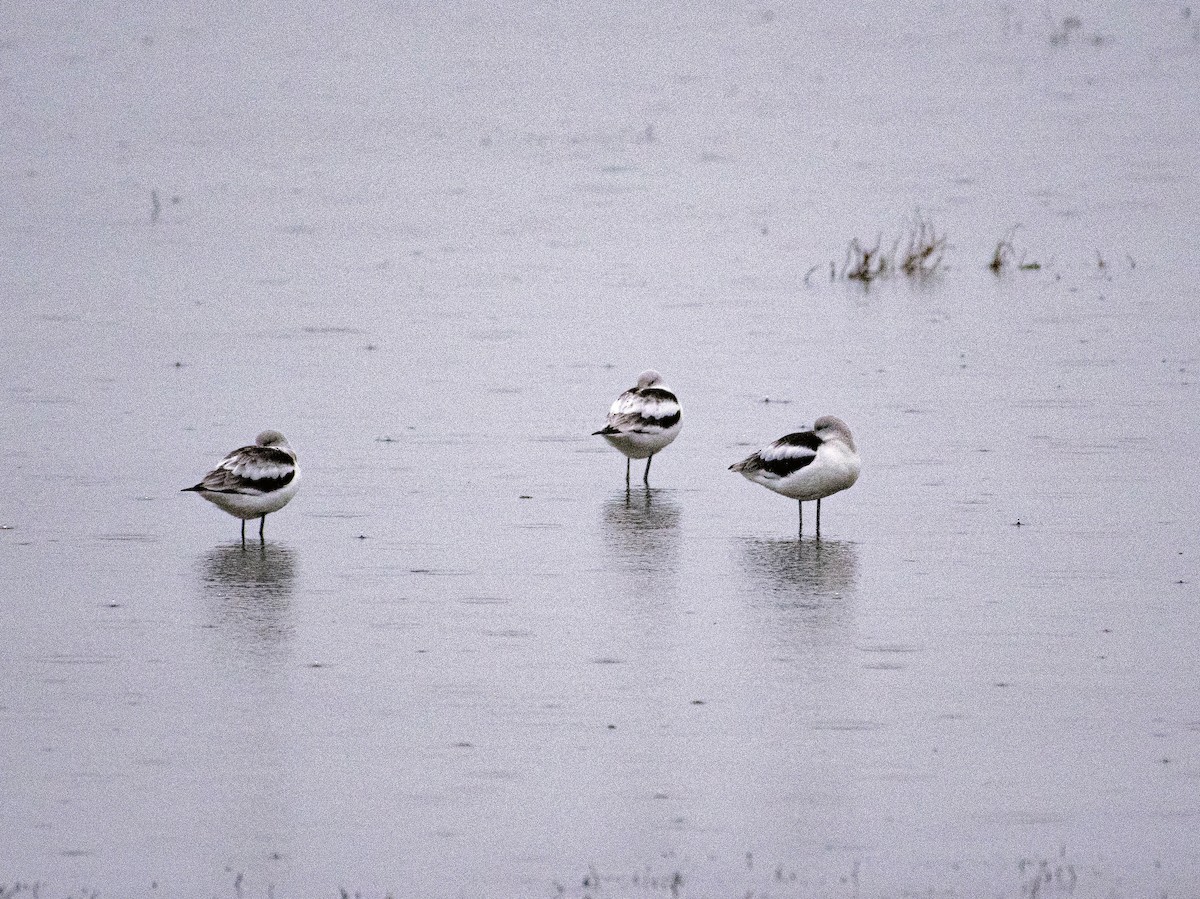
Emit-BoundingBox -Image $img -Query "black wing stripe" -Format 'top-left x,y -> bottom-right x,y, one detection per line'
207,470 -> 296,494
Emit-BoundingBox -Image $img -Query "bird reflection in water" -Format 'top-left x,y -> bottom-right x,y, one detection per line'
198,542 -> 297,658
740,537 -> 859,632
601,488 -> 682,576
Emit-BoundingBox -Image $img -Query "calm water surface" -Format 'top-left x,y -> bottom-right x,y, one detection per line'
2,1 -> 1199,897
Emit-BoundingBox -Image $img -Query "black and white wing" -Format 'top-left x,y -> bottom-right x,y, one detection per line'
188,445 -> 297,495
595,386 -> 682,436
732,429 -> 823,478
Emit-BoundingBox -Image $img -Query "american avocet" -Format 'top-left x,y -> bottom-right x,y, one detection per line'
592,369 -> 682,487
730,416 -> 859,537
183,430 -> 300,545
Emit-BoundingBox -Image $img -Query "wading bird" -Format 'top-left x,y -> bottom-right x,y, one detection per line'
730,416 -> 859,537
593,370 -> 682,487
183,430 -> 300,546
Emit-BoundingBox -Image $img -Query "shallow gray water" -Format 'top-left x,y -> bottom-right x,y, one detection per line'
3,1 -> 1200,897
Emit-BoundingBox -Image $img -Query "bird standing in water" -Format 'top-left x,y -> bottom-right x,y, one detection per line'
730,416 -> 859,537
593,370 -> 682,487
183,430 -> 300,546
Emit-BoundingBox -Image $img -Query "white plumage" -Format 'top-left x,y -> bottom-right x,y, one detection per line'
731,416 -> 859,536
183,430 -> 300,544
593,369 -> 682,486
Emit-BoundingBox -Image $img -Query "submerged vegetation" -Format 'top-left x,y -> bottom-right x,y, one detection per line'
841,236 -> 890,282
898,213 -> 948,275
989,226 -> 1043,273
815,211 -> 948,284
806,216 -> 1133,286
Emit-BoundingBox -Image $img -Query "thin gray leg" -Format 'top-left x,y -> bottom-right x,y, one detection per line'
798,500 -> 803,538
643,454 -> 653,487
240,519 -> 246,548
259,515 -> 267,542
816,499 -> 822,538
625,457 -> 631,487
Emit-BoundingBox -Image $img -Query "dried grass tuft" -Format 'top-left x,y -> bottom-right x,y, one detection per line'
827,211 -> 946,283
989,226 -> 1041,273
